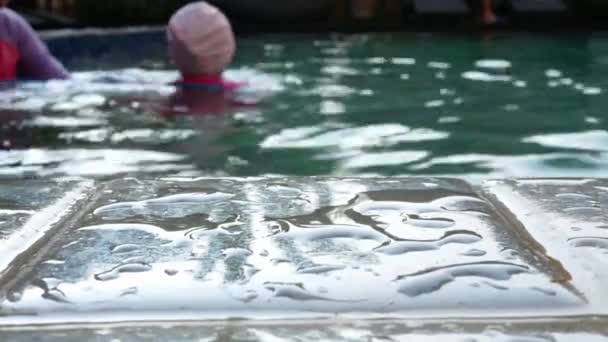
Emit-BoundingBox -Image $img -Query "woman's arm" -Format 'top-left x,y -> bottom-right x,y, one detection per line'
6,9 -> 69,80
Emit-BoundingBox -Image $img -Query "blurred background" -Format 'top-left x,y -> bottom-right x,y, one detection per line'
12,0 -> 608,30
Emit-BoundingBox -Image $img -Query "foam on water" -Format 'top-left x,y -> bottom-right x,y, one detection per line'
461,71 -> 512,82
260,124 -> 448,151
0,65 -> 283,179
0,149 -> 192,178
523,130 -> 608,152
475,59 -> 512,69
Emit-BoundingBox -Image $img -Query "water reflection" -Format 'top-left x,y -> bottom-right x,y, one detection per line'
1,324 -> 607,342
0,33 -> 607,180
0,178 -> 584,322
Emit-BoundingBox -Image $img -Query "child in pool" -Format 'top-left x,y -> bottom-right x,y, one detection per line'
164,1 -> 251,115
107,1 -> 245,116
168,1 -> 238,90
0,0 -> 68,82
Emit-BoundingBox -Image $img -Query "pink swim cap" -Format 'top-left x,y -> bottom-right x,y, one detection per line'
167,1 -> 235,76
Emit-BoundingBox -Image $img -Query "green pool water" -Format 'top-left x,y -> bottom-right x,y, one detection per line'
1,32 -> 607,181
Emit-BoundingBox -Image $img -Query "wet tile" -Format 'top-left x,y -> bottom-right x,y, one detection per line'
0,178 -> 587,324
482,179 -> 608,312
1,320 -> 607,342
0,179 -> 93,279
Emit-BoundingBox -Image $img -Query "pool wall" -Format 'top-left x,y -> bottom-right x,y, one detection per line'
41,28 -> 167,70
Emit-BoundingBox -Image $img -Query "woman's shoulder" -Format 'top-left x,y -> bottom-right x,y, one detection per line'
0,8 -> 25,22
0,8 -> 31,35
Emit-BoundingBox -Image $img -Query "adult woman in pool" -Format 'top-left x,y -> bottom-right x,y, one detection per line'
0,0 -> 68,82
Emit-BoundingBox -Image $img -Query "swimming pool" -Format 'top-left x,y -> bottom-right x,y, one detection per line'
1,30 -> 607,181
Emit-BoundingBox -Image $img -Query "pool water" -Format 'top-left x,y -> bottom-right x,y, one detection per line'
1,32 -> 607,181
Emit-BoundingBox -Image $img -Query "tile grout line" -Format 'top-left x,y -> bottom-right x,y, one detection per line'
477,181 -> 589,304
0,180 -> 100,300
480,180 -> 608,315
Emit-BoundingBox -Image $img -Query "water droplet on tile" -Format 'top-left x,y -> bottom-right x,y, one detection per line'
404,215 -> 456,229
555,193 -> 593,200
42,260 -> 66,265
165,269 -> 179,276
5,289 -> 23,303
297,264 -> 346,274
563,207 -> 602,215
120,287 -> 138,296
43,288 -> 71,303
376,230 -> 481,255
266,183 -> 303,197
462,249 -> 487,257
111,244 -> 140,254
243,264 -> 260,279
93,192 -> 235,220
222,248 -> 253,259
530,287 -> 557,296
122,256 -> 147,264
32,278 -> 70,304
395,261 -> 529,297
273,220 -> 388,243
569,237 -> 608,250
264,282 -> 360,302
233,290 -> 258,303
80,224 -> 176,240
482,281 -> 509,291
95,262 -> 152,281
